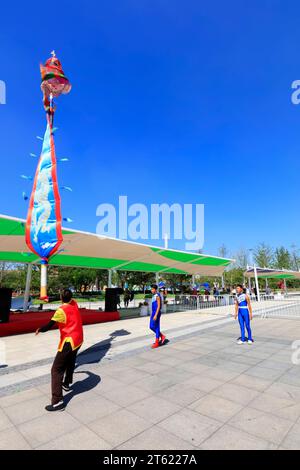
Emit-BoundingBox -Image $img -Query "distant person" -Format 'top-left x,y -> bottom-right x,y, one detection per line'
35,288 -> 83,411
158,282 -> 167,299
252,286 -> 257,300
124,289 -> 130,308
213,287 -> 219,299
149,284 -> 166,349
159,286 -> 168,308
204,288 -> 210,301
234,284 -> 253,344
278,281 -> 285,292
162,288 -> 168,302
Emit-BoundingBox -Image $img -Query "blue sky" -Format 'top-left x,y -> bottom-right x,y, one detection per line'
0,0 -> 300,257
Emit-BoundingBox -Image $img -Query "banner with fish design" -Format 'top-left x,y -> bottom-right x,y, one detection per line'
25,52 -> 71,300
25,114 -> 63,263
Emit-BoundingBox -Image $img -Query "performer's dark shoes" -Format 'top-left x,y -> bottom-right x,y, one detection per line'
151,339 -> 160,349
45,401 -> 65,412
62,383 -> 71,392
160,334 -> 166,345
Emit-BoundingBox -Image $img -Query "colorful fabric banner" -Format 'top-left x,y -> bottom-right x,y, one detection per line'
25,114 -> 62,261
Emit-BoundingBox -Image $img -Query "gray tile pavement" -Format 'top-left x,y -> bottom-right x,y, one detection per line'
1,314 -> 300,449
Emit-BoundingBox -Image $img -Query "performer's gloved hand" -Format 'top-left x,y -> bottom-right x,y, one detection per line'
37,320 -> 56,333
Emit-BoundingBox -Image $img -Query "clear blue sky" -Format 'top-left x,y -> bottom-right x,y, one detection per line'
0,0 -> 299,257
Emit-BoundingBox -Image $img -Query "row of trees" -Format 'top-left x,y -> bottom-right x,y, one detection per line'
219,243 -> 300,271
0,243 -> 299,295
0,263 -> 200,295
219,243 -> 300,290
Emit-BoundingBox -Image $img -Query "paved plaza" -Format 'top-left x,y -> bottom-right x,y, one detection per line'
1,306 -> 300,450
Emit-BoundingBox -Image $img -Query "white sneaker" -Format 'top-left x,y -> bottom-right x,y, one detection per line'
248,340 -> 253,344
237,340 -> 245,344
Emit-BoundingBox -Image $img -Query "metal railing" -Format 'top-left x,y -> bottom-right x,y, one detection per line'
166,294 -> 235,312
29,293 -> 300,320
260,298 -> 300,319
165,294 -> 300,319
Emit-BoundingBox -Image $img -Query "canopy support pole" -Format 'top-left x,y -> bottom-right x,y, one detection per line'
254,265 -> 261,302
108,269 -> 112,288
40,262 -> 48,300
155,273 -> 159,285
23,264 -> 32,312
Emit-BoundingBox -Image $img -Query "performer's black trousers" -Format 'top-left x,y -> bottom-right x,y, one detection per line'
51,342 -> 80,404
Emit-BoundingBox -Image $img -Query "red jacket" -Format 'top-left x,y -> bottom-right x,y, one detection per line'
52,300 -> 83,351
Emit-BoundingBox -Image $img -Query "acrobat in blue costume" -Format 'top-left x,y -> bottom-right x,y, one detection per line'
149,285 -> 167,349
236,292 -> 253,343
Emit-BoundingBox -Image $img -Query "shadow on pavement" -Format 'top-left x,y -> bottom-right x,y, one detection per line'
64,370 -> 101,406
75,329 -> 131,367
62,329 -> 131,407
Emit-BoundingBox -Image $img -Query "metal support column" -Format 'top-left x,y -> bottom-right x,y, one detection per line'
23,264 -> 33,312
108,269 -> 112,288
253,265 -> 261,302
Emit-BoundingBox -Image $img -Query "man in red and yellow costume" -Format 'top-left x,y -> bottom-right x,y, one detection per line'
36,288 -> 83,411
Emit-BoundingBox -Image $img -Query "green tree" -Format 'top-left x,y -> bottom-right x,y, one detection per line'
290,244 -> 300,271
233,248 -> 248,269
218,244 -> 229,259
127,272 -> 155,291
253,243 -> 274,268
273,247 -> 291,270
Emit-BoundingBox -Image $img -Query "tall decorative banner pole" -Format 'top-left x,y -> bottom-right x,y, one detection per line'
25,52 -> 71,301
